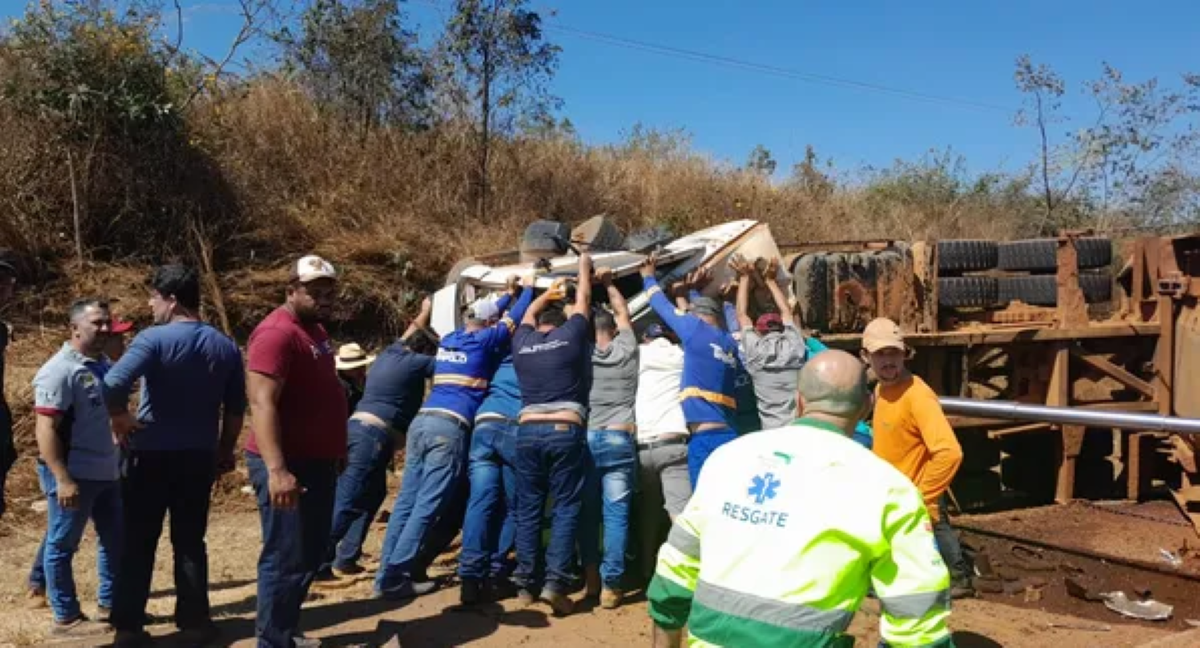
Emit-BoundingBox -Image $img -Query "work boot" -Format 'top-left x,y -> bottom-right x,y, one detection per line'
490,577 -> 518,601
332,562 -> 365,577
950,576 -> 976,599
540,588 -> 573,617
600,588 -> 623,610
178,622 -> 220,646
584,565 -> 601,599
113,629 -> 153,648
460,578 -> 483,606
516,588 -> 537,607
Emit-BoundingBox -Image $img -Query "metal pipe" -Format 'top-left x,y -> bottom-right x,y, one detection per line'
938,396 -> 1200,435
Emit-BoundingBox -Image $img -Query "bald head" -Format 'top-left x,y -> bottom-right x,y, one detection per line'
797,349 -> 869,423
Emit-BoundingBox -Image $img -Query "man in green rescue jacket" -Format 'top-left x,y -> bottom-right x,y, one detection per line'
647,349 -> 953,648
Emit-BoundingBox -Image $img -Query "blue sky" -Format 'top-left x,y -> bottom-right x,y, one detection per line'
7,0 -> 1198,177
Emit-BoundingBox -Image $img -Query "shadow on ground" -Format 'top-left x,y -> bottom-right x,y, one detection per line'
953,630 -> 1004,648
128,594 -> 552,647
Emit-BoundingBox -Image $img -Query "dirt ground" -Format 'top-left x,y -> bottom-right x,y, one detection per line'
0,490 -> 1193,648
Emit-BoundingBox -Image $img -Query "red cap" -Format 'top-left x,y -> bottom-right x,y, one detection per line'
111,318 -> 134,334
755,313 -> 783,334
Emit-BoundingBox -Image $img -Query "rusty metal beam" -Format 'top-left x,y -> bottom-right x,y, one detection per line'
821,322 -> 1160,349
1069,348 -> 1155,398
987,422 -> 1054,439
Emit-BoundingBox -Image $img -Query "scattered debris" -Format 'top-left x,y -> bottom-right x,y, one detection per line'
1047,622 -> 1111,632
1101,592 -> 1173,621
1024,583 -> 1045,603
240,485 -> 254,495
975,550 -> 997,578
974,576 -> 1004,594
1186,619 -> 1200,628
1159,548 -> 1183,569
29,500 -> 47,513
1011,544 -> 1056,572
1064,577 -> 1105,602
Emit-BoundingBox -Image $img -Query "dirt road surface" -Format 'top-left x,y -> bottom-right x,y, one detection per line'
0,500 -> 1189,647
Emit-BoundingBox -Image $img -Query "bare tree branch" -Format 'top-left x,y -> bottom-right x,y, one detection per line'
179,0 -> 266,112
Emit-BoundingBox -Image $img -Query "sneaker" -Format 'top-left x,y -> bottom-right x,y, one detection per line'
50,614 -> 110,637
540,589 -> 573,617
179,622 -> 220,646
114,629 -> 153,648
293,635 -> 322,648
376,579 -> 438,601
25,586 -> 46,610
584,565 -> 601,599
600,588 -> 623,610
460,579 -> 483,606
516,588 -> 537,607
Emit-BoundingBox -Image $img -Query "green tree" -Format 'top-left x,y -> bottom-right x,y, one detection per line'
436,0 -> 560,222
745,144 -> 776,176
279,0 -> 430,137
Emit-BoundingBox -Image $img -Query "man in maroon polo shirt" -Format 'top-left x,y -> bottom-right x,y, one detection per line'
244,255 -> 347,648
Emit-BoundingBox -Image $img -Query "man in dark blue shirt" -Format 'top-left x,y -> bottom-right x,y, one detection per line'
104,265 -> 246,647
511,253 -> 593,617
320,298 -> 436,579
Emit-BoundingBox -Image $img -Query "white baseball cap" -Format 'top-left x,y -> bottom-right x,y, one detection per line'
469,297 -> 500,321
293,255 -> 337,283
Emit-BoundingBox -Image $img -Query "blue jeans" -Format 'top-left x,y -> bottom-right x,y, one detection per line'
687,427 -> 738,486
29,537 -> 47,591
579,429 -> 636,590
513,421 -> 586,595
324,420 -> 394,572
38,463 -> 123,622
459,420 -> 518,581
246,453 -> 337,648
376,412 -> 468,592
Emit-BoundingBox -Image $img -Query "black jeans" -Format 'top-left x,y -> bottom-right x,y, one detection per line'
111,449 -> 216,632
0,405 -> 14,519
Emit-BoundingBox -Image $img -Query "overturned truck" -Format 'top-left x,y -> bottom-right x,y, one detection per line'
432,218 -> 1200,530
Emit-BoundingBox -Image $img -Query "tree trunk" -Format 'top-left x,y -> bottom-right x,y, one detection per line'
66,149 -> 84,267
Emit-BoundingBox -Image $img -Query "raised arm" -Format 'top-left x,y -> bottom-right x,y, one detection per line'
574,252 -> 593,320
640,252 -> 698,341
729,256 -> 755,331
400,296 -> 435,343
762,257 -> 799,328
521,278 -> 567,328
596,267 -> 632,330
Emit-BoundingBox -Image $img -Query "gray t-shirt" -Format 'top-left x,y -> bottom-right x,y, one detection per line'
588,328 -> 639,428
32,343 -> 120,481
741,325 -> 807,430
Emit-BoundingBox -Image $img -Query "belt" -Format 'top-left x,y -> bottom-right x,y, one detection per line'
519,418 -> 583,428
637,434 -> 688,451
421,410 -> 471,431
475,414 -> 518,425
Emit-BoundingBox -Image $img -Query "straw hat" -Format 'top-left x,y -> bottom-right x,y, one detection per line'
335,343 -> 375,370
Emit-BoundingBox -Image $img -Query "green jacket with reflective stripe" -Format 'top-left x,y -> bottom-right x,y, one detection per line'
648,418 -> 954,647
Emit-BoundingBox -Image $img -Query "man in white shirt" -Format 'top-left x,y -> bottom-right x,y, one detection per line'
633,323 -> 691,584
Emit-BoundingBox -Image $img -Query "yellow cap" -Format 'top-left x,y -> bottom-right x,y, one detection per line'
862,317 -> 905,353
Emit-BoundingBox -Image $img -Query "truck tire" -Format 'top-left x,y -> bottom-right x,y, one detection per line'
520,220 -> 571,259
937,240 -> 998,274
938,277 -> 998,309
571,215 -> 624,252
444,256 -> 479,286
997,271 -> 1113,306
997,237 -> 1113,272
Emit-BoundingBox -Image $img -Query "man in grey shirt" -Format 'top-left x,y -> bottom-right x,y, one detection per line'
731,256 -> 807,430
579,267 -> 638,610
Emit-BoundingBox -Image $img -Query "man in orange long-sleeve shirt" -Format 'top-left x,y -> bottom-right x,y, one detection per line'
862,317 -> 975,599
